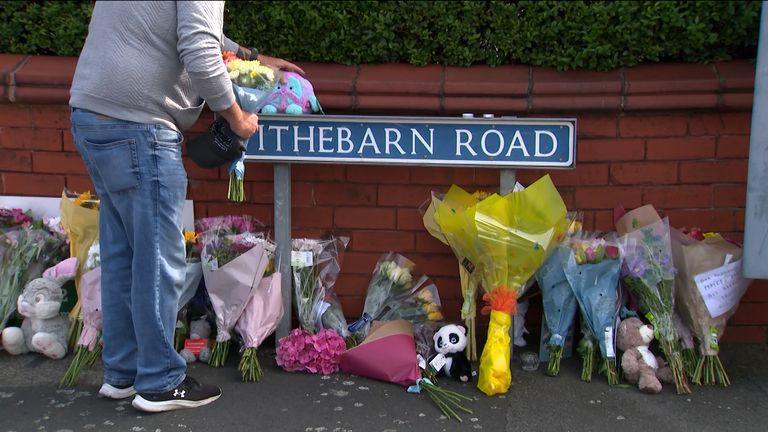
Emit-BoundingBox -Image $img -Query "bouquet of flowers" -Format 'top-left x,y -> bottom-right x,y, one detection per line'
276,327 -> 346,375
376,277 -> 444,324
199,215 -> 270,367
289,236 -> 349,337
422,186 -> 487,361
221,52 -> 280,202
61,244 -> 102,387
563,233 -> 622,385
235,248 -> 282,382
473,175 -> 568,395
617,206 -> 690,394
178,230 -> 203,311
671,229 -> 750,386
348,252 -> 415,339
0,213 -> 68,331
535,214 -> 583,376
59,189 -> 100,348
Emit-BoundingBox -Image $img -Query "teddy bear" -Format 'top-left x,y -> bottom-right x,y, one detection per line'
179,318 -> 212,364
1,275 -> 71,359
616,317 -> 674,394
260,72 -> 323,115
430,323 -> 472,383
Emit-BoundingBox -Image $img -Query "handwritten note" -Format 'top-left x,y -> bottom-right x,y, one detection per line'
694,258 -> 750,318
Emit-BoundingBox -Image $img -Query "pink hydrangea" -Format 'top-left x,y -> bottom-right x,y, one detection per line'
276,328 -> 346,375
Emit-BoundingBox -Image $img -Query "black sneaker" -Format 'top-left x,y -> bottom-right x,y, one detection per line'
131,376 -> 221,412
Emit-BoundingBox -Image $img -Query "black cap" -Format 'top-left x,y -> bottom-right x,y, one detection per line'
186,116 -> 248,168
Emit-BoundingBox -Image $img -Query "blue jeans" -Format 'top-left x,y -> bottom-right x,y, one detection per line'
70,108 -> 187,393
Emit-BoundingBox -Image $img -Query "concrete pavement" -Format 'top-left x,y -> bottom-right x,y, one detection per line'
1,344 -> 767,432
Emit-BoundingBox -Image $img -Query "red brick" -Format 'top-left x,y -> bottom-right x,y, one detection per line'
248,182 -> 275,204
62,130 -> 75,152
397,208 -> 426,231
301,63 -> 358,94
292,205 -> 333,228
533,67 -> 621,95
32,152 -> 87,175
410,166 -> 475,186
65,175 -> 95,194
334,207 -> 396,229
292,163 -> 345,182
187,180 -> 228,202
183,159 -> 221,180
532,95 -> 622,112
592,210 -> 613,231
346,165 -> 410,184
341,251 -> 385,275
357,64 -> 442,95
742,280 -> 768,302
351,230 -> 415,252
714,185 -> 747,207
689,113 -> 724,136
290,182 -> 314,206
338,296 -> 364,318
335,274 -> 370,296
241,161 -> 274,182
377,184 -> 437,207
0,127 -> 62,151
415,232 -> 452,254
443,97 -> 528,115
729,302 -> 768,326
549,164 -> 609,187
30,106 -> 71,129
679,160 -> 748,183
0,105 -> 33,127
1,172 -> 65,196
721,112 -> 751,135
624,62 -> 719,94
716,135 -> 750,159
624,94 -> 718,111
610,162 -> 678,185
578,115 -> 618,138
720,325 -> 767,344
205,203 -> 272,226
734,208 -> 745,231
314,183 -> 377,206
445,64 -> 529,96
643,185 -> 713,209
574,186 -> 642,210
646,137 -> 716,160
577,138 -> 644,162
715,60 -> 756,92
619,115 -> 688,137
356,95 -> 441,113
721,93 -> 753,110
406,252 -> 459,277
0,149 -> 32,172
664,209 -> 736,232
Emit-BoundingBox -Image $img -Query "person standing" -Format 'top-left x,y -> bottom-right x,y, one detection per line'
69,1 -> 301,412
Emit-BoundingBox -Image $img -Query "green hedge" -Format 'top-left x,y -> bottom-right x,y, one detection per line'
0,1 -> 760,71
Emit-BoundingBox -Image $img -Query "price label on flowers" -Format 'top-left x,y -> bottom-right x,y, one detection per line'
246,115 -> 576,168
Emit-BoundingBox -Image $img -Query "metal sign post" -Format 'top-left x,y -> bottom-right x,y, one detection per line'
250,114 -> 578,340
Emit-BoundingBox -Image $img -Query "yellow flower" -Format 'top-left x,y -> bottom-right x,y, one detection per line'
472,190 -> 490,200
703,232 -> 719,239
74,190 -> 99,210
184,231 -> 198,244
428,311 -> 444,321
417,289 -> 433,302
425,303 -> 440,313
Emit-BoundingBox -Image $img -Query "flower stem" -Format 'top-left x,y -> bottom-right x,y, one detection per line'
227,171 -> 245,202
209,340 -> 230,368
604,357 -> 619,386
660,339 -> 691,394
693,355 -> 730,387
238,347 -> 263,382
546,346 -> 562,377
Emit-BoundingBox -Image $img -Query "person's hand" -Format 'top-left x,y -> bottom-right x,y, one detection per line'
257,54 -> 306,77
229,111 -> 260,139
219,102 -> 259,139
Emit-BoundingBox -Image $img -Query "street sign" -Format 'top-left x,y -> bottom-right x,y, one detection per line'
246,115 -> 576,169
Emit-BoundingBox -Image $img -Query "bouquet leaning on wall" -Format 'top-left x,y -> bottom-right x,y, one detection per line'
616,205 -> 690,395
671,229 -> 751,386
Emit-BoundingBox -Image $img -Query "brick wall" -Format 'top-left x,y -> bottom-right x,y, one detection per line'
1,54 -> 765,344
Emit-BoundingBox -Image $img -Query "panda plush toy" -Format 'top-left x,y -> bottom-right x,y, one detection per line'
430,324 -> 472,383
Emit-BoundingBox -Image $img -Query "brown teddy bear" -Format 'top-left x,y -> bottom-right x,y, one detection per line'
616,317 -> 674,394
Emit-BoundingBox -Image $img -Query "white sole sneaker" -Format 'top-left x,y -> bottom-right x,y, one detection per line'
131,393 -> 221,412
98,383 -> 136,399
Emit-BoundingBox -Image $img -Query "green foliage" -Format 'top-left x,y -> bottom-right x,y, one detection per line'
0,0 -> 760,70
